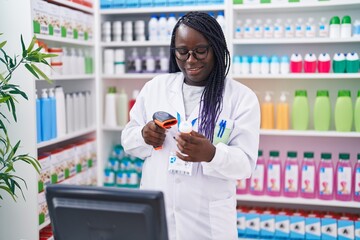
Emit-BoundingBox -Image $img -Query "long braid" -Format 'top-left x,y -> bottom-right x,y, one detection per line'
169,12 -> 231,142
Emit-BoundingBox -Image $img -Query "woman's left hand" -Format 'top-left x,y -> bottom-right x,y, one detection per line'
175,131 -> 216,162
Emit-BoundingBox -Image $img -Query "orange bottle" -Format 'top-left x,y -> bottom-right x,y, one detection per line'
261,92 -> 274,129
276,92 -> 289,130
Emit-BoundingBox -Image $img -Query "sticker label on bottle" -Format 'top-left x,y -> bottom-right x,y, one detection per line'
267,164 -> 280,192
285,165 -> 299,192
301,165 -> 315,193
251,164 -> 264,191
337,166 -> 352,195
319,167 -> 333,195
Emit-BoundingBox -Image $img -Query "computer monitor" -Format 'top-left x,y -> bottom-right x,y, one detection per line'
45,184 -> 169,240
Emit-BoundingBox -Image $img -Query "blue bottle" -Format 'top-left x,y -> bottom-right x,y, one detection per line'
48,88 -> 57,139
40,89 -> 51,141
36,90 -> 42,143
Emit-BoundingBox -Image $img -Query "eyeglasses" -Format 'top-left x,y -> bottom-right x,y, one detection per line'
172,45 -> 211,62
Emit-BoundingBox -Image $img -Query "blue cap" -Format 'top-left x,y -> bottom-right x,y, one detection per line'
261,56 -> 269,63
252,55 -> 259,63
281,55 -> 289,63
242,55 -> 249,63
233,56 -> 242,63
271,55 -> 279,63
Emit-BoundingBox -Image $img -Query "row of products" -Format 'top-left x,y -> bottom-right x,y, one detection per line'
67,0 -> 94,7
104,145 -> 143,188
38,138 -> 97,226
261,90 -> 360,132
104,87 -> 138,127
39,225 -> 53,240
237,207 -> 360,240
100,0 -> 224,9
36,87 -> 94,143
237,150 -> 360,202
36,41 -> 94,76
233,52 -> 360,75
103,48 -> 169,75
235,16 -> 360,39
32,0 -> 94,41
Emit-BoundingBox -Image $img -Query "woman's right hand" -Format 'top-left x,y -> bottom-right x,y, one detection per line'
141,121 -> 167,148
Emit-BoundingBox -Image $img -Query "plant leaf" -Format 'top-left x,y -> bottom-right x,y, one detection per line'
20,35 -> 27,58
0,185 -> 16,201
9,89 -> 28,100
30,64 -> 50,82
6,140 -> 20,162
0,41 -> 6,49
25,63 -> 39,79
40,53 -> 58,59
26,36 -> 36,53
0,95 -> 10,103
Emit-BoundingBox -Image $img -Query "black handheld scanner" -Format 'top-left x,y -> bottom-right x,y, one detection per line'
152,111 -> 178,150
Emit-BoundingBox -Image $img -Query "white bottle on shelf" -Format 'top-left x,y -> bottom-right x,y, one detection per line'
274,18 -> 284,39
284,18 -> 295,38
115,49 -> 125,74
65,93 -> 74,134
305,17 -> 316,38
244,18 -> 254,39
263,19 -> 273,38
77,49 -> 85,75
251,55 -> 260,74
112,21 -> 122,42
70,48 -> 77,75
127,48 -> 142,73
270,55 -> 280,74
260,56 -> 270,74
341,15 -> 352,38
254,19 -> 263,38
157,47 -> 169,73
233,56 -> 242,74
78,92 -> 86,130
295,18 -> 305,38
329,16 -> 341,38
73,92 -> 80,131
216,11 -> 226,33
234,20 -> 243,39
104,87 -> 117,127
280,55 -> 290,74
85,91 -> 92,128
62,47 -> 71,75
353,19 -> 360,37
55,86 -> 66,137
241,56 -> 250,74
148,15 -> 158,41
144,47 -> 156,73
117,89 -> 129,127
158,14 -> 168,42
167,13 -> 177,41
103,49 -> 115,75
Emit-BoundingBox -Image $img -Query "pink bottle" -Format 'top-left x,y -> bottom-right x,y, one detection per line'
283,151 -> 300,197
266,150 -> 282,196
317,153 -> 334,200
335,153 -> 352,201
290,53 -> 303,73
354,153 -> 360,202
250,150 -> 266,195
317,53 -> 331,73
304,53 -> 317,73
300,152 -> 317,199
236,177 -> 249,194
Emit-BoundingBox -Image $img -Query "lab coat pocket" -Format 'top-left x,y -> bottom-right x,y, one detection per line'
213,119 -> 234,145
209,195 -> 237,240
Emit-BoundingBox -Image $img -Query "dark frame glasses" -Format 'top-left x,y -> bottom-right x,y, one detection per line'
172,45 -> 211,62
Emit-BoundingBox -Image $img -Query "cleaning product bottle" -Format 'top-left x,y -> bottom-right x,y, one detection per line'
329,16 -> 341,38
334,90 -> 353,132
250,55 -> 260,74
104,87 -> 117,127
254,19 -> 263,39
157,47 -> 169,73
305,17 -> 316,38
335,153 -> 353,201
148,15 -> 158,41
261,91 -> 274,129
266,150 -> 282,196
144,47 -> 155,73
313,90 -> 331,131
284,18 -> 295,38
241,55 -> 250,74
118,88 -> 129,127
345,52 -> 359,73
300,152 -> 317,199
244,18 -> 254,39
233,55 -> 242,75
48,88 -> 57,139
276,91 -> 289,130
280,55 -> 289,74
273,18 -> 284,39
260,56 -> 269,74
263,19 -> 273,39
355,90 -> 360,132
270,55 -> 280,74
36,90 -> 42,143
65,93 -> 74,134
318,17 -> 329,38
354,154 -> 360,202
283,151 -> 299,197
295,18 -> 305,38
250,150 -> 266,196
304,53 -> 317,73
40,89 -> 51,141
292,90 -> 309,130
290,53 -> 303,73
54,86 -> 66,137
340,15 -> 352,38
332,53 -> 346,73
318,153 -> 334,200
317,53 -> 331,73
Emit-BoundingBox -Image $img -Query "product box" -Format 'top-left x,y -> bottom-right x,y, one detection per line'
260,211 -> 275,238
32,0 -> 49,35
86,138 -> 97,168
48,3 -> 60,37
275,212 -> 290,238
355,217 -> 360,240
38,153 -> 51,193
62,145 -> 76,178
245,211 -> 260,237
75,141 -> 88,173
321,215 -> 337,240
59,6 -> 67,38
86,14 -> 94,41
338,217 -> 354,240
237,208 -> 248,236
50,149 -> 65,183
290,214 -> 305,239
305,214 -> 321,239
38,191 -> 48,225
101,0 -> 113,8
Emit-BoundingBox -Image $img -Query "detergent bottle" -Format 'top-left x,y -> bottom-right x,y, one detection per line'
300,152 -> 317,199
318,153 -> 334,200
261,91 -> 274,129
335,153 -> 352,201
276,91 -> 289,130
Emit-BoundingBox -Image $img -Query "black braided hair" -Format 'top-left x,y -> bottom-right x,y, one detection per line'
169,11 -> 231,142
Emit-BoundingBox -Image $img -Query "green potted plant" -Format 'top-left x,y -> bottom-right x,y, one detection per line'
0,33 -> 55,203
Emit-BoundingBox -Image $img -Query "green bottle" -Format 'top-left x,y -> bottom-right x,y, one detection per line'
335,90 -> 353,132
292,90 -> 309,130
355,90 -> 360,132
314,90 -> 331,131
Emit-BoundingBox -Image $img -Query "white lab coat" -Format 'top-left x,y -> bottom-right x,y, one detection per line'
121,72 -> 260,240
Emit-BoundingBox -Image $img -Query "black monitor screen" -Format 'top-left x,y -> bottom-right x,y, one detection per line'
45,184 -> 168,240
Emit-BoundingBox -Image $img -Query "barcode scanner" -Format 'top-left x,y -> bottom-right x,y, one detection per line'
152,111 -> 178,150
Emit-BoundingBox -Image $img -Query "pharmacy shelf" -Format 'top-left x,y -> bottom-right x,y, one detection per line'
47,0 -> 94,13
233,73 -> 360,80
101,41 -> 170,47
232,38 -> 360,45
37,127 -> 96,149
39,219 -> 51,231
102,73 -> 157,79
36,74 -> 95,81
100,5 -> 225,15
232,0 -> 360,13
236,194 -> 360,209
103,126 -> 124,131
35,34 -> 95,47
260,129 -> 360,138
